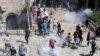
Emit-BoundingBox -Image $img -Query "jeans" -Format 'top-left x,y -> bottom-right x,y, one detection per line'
25,36 -> 29,44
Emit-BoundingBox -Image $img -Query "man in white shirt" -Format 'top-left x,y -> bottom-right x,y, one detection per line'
52,18 -> 57,30
44,9 -> 48,20
4,34 -> 11,51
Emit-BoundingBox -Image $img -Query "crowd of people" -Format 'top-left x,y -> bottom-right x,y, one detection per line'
3,2 -> 100,56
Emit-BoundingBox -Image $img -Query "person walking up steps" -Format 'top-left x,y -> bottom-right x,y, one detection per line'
42,20 -> 48,36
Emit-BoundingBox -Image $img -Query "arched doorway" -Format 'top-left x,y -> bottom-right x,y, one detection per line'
6,15 -> 18,30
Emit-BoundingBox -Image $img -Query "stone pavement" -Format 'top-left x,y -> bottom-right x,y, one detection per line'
0,8 -> 100,56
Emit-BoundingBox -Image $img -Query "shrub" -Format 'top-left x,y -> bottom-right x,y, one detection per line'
90,10 -> 100,25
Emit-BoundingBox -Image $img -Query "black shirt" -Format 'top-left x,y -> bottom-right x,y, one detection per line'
10,49 -> 16,55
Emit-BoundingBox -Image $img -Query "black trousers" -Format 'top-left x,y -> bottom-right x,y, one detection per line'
89,49 -> 95,56
79,36 -> 83,44
25,36 -> 29,44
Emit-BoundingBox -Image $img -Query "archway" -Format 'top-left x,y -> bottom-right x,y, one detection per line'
6,15 -> 18,30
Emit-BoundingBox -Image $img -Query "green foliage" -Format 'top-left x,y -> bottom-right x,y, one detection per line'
90,10 -> 100,25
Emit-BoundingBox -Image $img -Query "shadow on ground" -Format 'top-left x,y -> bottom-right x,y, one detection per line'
16,40 -> 26,44
0,48 -> 5,53
80,54 -> 90,56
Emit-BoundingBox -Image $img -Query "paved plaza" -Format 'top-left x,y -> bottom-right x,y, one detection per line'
0,9 -> 100,56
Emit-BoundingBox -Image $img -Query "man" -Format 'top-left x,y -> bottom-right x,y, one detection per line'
25,29 -> 30,44
95,27 -> 100,38
44,9 -> 48,20
47,20 -> 51,34
10,47 -> 16,56
73,31 -> 79,45
85,19 -> 90,29
4,33 -> 11,51
37,17 -> 43,35
59,30 -> 66,48
79,28 -> 83,45
52,18 -> 57,30
89,40 -> 96,56
19,44 -> 27,56
87,32 -> 91,46
42,20 -> 48,36
76,24 -> 80,31
49,38 -> 56,49
57,22 -> 61,35
31,6 -> 36,20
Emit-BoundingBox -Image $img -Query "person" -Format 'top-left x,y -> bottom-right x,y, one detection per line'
25,29 -> 30,44
19,44 -> 27,56
67,32 -> 72,47
39,9 -> 45,21
52,18 -> 57,30
73,31 -> 79,45
87,32 -> 91,46
89,40 -> 96,56
37,17 -> 43,35
57,22 -> 61,35
4,33 -> 11,52
59,30 -> 66,48
79,28 -> 83,45
49,38 -> 56,49
50,11 -> 55,20
37,8 -> 41,17
42,20 -> 48,36
31,6 -> 36,20
10,46 -> 16,56
85,19 -> 90,29
95,27 -> 100,38
47,20 -> 51,34
44,9 -> 48,20
76,24 -> 80,31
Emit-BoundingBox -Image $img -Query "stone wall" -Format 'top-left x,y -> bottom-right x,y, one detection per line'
0,0 -> 34,32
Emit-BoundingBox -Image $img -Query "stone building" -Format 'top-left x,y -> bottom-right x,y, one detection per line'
0,0 -> 34,30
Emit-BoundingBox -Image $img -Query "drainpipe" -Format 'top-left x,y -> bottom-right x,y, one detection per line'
26,0 -> 32,30
95,0 -> 98,10
86,0 -> 88,8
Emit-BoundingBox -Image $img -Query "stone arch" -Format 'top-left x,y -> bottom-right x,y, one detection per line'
6,13 -> 18,30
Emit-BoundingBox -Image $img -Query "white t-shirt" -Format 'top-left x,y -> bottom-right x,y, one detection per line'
52,20 -> 57,26
40,12 -> 45,18
44,11 -> 48,16
4,36 -> 10,44
40,7 -> 44,12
